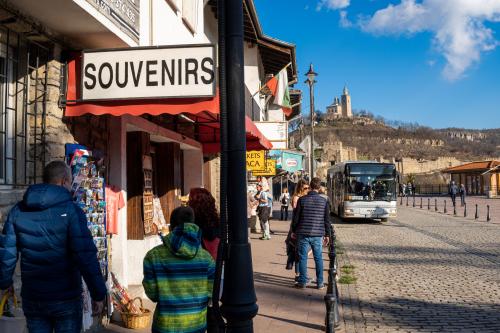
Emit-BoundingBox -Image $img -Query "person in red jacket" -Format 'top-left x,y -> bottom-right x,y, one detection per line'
188,188 -> 220,260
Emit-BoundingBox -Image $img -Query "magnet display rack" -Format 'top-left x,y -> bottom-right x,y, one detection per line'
65,144 -> 108,278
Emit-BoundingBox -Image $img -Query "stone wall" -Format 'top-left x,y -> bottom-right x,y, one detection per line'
381,156 -> 465,175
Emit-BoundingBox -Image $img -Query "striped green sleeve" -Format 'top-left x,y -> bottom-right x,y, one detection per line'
142,252 -> 158,302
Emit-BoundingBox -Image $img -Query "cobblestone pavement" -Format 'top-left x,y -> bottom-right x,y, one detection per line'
401,196 -> 499,223
336,205 -> 500,333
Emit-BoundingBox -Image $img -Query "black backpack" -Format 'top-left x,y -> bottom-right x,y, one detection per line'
281,195 -> 289,205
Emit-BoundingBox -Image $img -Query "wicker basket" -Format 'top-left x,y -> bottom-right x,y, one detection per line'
120,297 -> 152,330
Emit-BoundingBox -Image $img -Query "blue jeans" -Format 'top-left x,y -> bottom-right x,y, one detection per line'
23,298 -> 83,333
297,235 -> 324,286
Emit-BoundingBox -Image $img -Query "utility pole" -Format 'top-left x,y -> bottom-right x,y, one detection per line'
218,0 -> 258,332
305,64 -> 317,179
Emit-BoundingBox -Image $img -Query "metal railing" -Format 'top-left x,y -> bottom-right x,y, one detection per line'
0,26 -> 49,186
406,184 -> 500,197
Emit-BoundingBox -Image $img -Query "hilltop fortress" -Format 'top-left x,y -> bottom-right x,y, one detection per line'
326,85 -> 353,119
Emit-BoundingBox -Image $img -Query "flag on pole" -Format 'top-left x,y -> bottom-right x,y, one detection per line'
264,68 -> 293,117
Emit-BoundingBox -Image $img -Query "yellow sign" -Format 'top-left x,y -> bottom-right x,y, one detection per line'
246,150 -> 266,171
253,160 -> 276,177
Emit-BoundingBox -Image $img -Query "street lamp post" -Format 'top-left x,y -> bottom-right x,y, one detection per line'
305,64 -> 317,179
218,0 -> 258,332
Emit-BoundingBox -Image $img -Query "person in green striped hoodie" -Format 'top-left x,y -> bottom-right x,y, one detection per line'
143,206 -> 216,333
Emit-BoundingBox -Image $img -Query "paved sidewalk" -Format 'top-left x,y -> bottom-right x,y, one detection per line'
103,205 -> 346,333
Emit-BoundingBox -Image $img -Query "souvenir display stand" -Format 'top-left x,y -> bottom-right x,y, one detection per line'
65,144 -> 109,329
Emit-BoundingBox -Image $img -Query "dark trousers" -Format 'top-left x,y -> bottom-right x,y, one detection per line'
451,194 -> 457,206
460,195 -> 466,206
280,205 -> 289,220
23,298 -> 83,333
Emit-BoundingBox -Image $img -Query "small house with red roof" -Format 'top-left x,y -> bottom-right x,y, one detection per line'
443,160 -> 500,197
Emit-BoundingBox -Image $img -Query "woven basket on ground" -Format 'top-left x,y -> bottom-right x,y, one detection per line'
120,297 -> 151,330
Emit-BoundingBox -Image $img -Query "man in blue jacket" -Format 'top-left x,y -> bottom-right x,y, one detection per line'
0,161 -> 107,332
292,177 -> 332,289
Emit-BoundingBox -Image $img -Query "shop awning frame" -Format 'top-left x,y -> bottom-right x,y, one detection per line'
63,54 -> 272,153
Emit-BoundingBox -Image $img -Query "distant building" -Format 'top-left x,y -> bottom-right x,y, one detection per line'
326,85 -> 353,119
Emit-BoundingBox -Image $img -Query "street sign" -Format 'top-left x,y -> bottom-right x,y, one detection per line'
246,150 -> 266,171
298,135 -> 319,152
253,160 -> 276,177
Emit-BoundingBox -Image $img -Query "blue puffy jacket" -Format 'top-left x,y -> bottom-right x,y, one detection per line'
0,184 -> 107,302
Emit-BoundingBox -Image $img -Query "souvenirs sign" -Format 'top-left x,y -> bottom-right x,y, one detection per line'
246,150 -> 266,171
81,44 -> 216,101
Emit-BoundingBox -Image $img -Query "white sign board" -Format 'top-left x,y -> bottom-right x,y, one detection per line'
81,45 -> 215,101
255,121 -> 288,149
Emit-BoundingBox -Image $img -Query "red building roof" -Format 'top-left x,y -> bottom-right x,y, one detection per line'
443,160 -> 500,173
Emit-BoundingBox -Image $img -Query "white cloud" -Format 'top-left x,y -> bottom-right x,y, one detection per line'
339,10 -> 353,27
359,0 -> 500,80
317,0 -> 350,10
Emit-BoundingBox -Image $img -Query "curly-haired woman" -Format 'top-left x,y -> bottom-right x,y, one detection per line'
188,188 -> 220,260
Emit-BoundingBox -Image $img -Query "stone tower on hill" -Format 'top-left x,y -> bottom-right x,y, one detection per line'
326,85 -> 353,119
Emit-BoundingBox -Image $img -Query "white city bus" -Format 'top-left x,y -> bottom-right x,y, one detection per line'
327,161 -> 398,221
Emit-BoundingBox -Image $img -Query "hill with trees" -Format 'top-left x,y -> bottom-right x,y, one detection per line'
289,112 -> 500,161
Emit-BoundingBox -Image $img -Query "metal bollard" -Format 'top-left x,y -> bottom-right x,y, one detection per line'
406,196 -> 409,206
413,197 -> 416,207
453,204 -> 457,216
435,199 -> 438,212
464,203 -> 467,218
444,200 -> 447,214
400,195 -> 403,205
487,205 -> 491,222
428,198 -> 430,210
475,204 -> 478,220
420,197 -> 423,209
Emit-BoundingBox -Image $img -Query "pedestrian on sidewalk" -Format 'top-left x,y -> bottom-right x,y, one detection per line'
0,161 -> 107,332
449,181 -> 458,207
188,188 -> 220,260
143,206 -> 215,333
267,189 -> 276,235
459,184 -> 466,207
256,183 -> 271,240
291,177 -> 332,289
286,179 -> 309,277
247,188 -> 259,233
280,188 -> 290,220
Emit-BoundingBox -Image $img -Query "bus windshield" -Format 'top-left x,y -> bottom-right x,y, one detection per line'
345,164 -> 396,201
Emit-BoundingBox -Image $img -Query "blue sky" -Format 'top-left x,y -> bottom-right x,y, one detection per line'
254,0 -> 500,129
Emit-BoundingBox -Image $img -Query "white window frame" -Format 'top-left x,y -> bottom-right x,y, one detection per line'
182,0 -> 199,34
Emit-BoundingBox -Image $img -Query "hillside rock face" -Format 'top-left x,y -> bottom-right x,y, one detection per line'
291,118 -> 500,163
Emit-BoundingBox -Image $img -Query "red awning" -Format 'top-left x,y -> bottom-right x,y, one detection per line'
64,54 -> 272,152
196,114 -> 273,153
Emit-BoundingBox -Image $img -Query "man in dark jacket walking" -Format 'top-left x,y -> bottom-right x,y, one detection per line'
292,177 -> 332,289
0,161 -> 107,333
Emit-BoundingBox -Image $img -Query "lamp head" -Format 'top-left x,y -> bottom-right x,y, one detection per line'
305,63 -> 318,85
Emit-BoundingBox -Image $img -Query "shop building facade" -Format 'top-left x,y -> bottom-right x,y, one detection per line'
0,0 -> 298,293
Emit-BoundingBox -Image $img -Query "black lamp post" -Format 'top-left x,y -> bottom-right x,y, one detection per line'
305,64 -> 317,179
218,0 -> 258,332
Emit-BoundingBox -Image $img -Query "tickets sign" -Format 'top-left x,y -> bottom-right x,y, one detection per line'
253,160 -> 276,177
246,150 -> 266,171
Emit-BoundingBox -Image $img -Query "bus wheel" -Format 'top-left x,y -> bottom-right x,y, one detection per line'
381,218 -> 388,222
